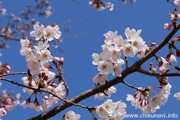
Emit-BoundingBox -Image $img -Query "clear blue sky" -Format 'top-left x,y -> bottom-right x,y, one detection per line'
1,0 -> 180,119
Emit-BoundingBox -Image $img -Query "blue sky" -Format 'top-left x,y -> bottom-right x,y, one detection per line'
1,0 -> 180,120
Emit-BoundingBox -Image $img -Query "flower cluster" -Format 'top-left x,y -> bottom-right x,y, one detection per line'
21,78 -> 65,112
0,90 -> 21,112
92,27 -> 147,82
126,81 -> 172,113
164,0 -> 180,30
0,62 -> 10,76
20,24 -> 65,112
62,110 -> 81,120
92,28 -> 148,99
96,99 -> 127,120
30,24 -> 62,41
89,1 -> 114,11
89,0 -> 136,11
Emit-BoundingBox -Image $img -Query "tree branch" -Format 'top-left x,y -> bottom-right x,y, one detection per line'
52,61 -> 69,100
122,81 -> 140,91
138,68 -> 180,77
0,72 -> 28,77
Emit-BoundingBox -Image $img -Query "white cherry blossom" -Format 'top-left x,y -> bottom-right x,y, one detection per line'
104,31 -> 118,45
97,61 -> 113,75
93,73 -> 108,85
123,44 -> 137,57
63,110 -> 81,120
30,24 -> 45,40
125,27 -> 141,39
95,86 -> 117,100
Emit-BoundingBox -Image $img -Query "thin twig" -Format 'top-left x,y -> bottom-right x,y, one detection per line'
122,81 -> 141,91
73,0 -> 80,4
59,14 -> 82,27
0,72 -> 28,77
125,56 -> 128,68
138,68 -> 180,77
52,61 -> 69,100
55,32 -> 87,42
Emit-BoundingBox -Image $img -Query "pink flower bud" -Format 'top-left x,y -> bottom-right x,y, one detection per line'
44,75 -> 48,80
59,57 -> 64,66
38,73 -> 42,78
44,95 -> 48,99
42,72 -> 46,78
51,83 -> 57,88
9,14 -> 14,18
5,65 -> 10,71
54,56 -> 61,62
164,23 -> 171,30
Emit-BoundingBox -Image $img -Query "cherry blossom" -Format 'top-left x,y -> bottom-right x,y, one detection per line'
30,24 -> 45,40
164,23 -> 171,30
123,44 -> 137,57
174,0 -> 180,9
104,31 -> 118,45
125,27 -> 141,39
97,61 -> 113,75
95,86 -> 117,100
44,25 -> 62,41
63,110 -> 81,120
93,73 -> 108,85
0,108 -> 6,118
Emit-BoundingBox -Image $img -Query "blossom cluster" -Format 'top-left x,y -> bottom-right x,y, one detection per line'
164,0 -> 180,30
92,27 -> 148,100
20,24 -> 65,112
0,90 -> 21,112
30,24 -> 62,41
89,0 -> 136,11
0,62 -> 10,76
126,81 -> 172,113
89,1 -> 114,11
0,90 -> 21,119
96,99 -> 127,120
